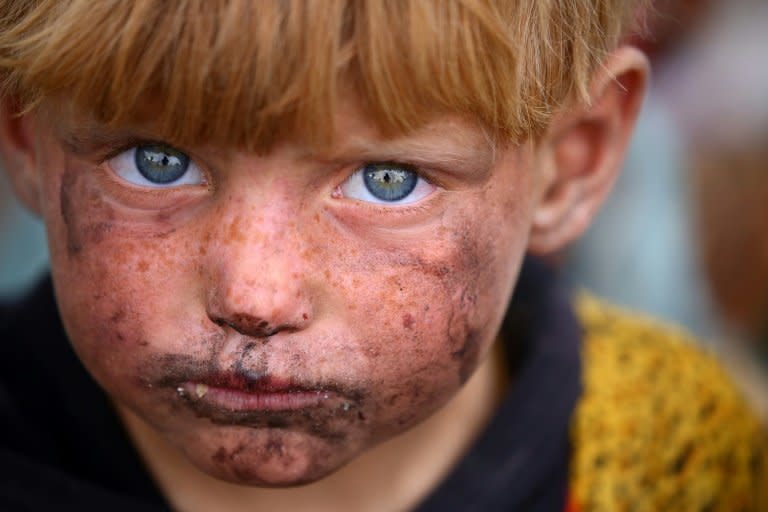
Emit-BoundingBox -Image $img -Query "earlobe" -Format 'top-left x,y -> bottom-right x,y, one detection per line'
0,98 -> 42,215
528,46 -> 649,255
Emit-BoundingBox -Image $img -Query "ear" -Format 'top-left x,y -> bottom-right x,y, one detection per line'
0,98 -> 42,215
527,46 -> 649,255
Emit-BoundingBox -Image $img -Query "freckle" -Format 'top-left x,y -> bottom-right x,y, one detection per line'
324,269 -> 331,280
110,309 -> 126,323
402,313 -> 415,330
301,247 -> 318,260
314,213 -> 320,223
137,260 -> 149,272
227,219 -> 245,243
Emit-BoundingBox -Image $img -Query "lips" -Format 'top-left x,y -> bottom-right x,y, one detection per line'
141,353 -> 365,428
176,375 -> 331,412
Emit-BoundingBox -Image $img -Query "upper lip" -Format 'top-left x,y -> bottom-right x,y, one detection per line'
191,373 -> 315,394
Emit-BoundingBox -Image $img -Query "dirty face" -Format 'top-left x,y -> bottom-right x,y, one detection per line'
35,102 -> 540,486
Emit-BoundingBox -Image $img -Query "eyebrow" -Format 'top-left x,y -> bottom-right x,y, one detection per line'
57,125 -> 152,158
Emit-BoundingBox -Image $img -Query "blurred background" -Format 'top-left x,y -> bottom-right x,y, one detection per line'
1,0 -> 767,415
566,0 -> 768,417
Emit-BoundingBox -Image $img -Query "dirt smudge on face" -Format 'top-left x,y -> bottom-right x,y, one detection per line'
212,443 -> 247,465
212,446 -> 228,464
452,328 -> 482,384
59,168 -> 117,258
402,227 -> 490,386
142,351 -> 369,443
59,169 -> 81,256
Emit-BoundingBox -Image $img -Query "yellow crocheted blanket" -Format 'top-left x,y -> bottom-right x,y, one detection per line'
570,296 -> 768,511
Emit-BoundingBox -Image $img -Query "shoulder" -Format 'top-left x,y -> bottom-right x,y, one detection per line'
569,295 -> 768,511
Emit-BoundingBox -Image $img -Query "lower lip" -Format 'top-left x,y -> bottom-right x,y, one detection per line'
178,382 -> 327,411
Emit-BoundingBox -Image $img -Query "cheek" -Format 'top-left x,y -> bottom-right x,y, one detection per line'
324,202 -> 527,433
46,161 -> 208,384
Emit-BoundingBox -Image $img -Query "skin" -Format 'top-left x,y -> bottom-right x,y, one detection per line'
46,108 -> 530,484
0,47 -> 647,511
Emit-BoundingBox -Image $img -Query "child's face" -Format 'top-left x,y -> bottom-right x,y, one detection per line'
32,100 -> 541,485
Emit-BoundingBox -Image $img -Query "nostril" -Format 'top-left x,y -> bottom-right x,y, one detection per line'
211,314 -> 278,338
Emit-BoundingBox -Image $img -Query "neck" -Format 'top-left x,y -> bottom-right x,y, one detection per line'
118,343 -> 509,512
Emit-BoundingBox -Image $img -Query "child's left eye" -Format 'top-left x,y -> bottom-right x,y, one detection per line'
338,163 -> 436,205
107,144 -> 204,188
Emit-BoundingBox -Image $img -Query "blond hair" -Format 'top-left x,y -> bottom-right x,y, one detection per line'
0,0 -> 646,151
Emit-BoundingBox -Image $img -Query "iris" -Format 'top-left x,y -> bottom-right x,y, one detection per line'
363,164 -> 418,202
135,145 -> 190,184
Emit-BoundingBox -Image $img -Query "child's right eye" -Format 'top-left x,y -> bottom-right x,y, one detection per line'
107,144 -> 205,188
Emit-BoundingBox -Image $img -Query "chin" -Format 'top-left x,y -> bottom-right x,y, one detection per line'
180,427 -> 353,487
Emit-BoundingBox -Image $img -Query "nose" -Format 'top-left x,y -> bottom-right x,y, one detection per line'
203,205 -> 314,339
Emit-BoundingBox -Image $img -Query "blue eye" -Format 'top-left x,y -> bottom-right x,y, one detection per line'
107,144 -> 204,189
135,145 -> 189,184
339,163 -> 435,205
363,164 -> 418,202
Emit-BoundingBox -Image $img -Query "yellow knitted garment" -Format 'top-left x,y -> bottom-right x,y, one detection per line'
570,296 -> 768,511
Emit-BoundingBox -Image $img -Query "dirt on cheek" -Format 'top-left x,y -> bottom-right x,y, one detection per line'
59,168 -> 80,255
419,230 -> 489,386
59,168 -> 116,258
354,222 -> 497,434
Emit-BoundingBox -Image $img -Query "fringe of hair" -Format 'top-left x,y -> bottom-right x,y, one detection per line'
0,0 -> 647,151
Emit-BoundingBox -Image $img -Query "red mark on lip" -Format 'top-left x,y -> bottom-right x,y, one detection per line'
402,313 -> 415,330
198,374 -> 304,393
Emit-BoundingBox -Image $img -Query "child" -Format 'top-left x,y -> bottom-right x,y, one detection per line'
0,1 -> 764,510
